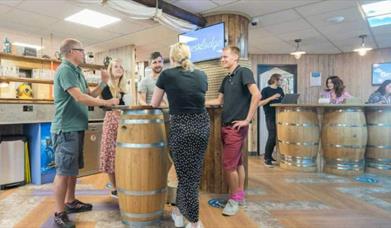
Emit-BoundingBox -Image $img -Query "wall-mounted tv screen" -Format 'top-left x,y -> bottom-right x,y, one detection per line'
372,62 -> 391,85
178,22 -> 225,63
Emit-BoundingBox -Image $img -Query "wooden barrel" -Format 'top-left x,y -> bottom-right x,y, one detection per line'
277,107 -> 320,172
366,108 -> 391,175
322,108 -> 367,176
115,109 -> 168,227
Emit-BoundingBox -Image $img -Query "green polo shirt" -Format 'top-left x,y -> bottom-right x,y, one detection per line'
51,60 -> 88,133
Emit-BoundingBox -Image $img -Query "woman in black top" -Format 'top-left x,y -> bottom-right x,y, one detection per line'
259,73 -> 284,167
368,80 -> 391,104
99,59 -> 127,198
151,43 -> 210,228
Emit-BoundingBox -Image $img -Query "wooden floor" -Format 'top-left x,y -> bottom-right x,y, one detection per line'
1,157 -> 391,228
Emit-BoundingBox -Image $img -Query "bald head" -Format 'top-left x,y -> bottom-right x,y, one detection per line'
59,38 -> 85,65
60,38 -> 82,57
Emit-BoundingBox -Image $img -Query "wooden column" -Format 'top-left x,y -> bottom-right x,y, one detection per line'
205,14 -> 249,59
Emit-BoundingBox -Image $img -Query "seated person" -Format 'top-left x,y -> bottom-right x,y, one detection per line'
368,80 -> 391,104
320,76 -> 351,104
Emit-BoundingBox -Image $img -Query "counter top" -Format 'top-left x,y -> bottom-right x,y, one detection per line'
271,104 -> 391,108
111,105 -> 222,110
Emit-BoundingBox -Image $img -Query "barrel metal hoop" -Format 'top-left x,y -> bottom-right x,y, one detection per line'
277,122 -> 319,128
121,119 -> 164,125
280,108 -> 316,113
367,123 -> 391,127
280,154 -> 316,167
117,187 -> 167,196
325,123 -> 367,128
122,218 -> 161,227
326,108 -> 364,113
325,159 -> 364,171
366,108 -> 391,113
324,144 -> 366,149
117,141 -> 165,148
367,144 -> 391,149
278,140 -> 319,147
121,210 -> 163,219
122,109 -> 162,115
366,158 -> 391,170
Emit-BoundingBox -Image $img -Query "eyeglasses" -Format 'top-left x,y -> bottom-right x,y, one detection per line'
72,48 -> 84,52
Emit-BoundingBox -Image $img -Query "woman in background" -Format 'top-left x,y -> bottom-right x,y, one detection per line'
99,59 -> 127,198
151,42 -> 209,228
259,73 -> 284,167
320,76 -> 351,104
368,80 -> 391,104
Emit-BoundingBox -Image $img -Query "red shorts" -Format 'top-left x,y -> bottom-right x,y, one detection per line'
221,126 -> 249,171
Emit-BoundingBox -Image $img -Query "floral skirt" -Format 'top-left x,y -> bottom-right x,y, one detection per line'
99,111 -> 120,174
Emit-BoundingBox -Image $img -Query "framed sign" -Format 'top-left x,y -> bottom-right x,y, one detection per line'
372,62 -> 391,85
310,71 -> 321,87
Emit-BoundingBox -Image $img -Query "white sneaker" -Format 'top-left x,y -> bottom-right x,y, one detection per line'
185,221 -> 203,228
222,199 -> 240,216
171,211 -> 184,227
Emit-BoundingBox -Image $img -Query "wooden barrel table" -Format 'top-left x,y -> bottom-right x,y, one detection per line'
366,107 -> 391,175
322,108 -> 367,176
277,107 -> 320,172
115,108 -> 168,227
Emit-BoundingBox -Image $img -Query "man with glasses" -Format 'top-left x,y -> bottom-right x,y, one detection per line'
51,38 -> 119,228
206,46 -> 260,216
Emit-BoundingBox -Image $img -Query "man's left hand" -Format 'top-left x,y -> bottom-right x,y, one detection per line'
232,119 -> 250,131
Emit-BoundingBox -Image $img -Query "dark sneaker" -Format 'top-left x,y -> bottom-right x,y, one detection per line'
65,199 -> 93,213
54,211 -> 75,228
111,190 -> 118,199
264,160 -> 274,168
271,157 -> 278,164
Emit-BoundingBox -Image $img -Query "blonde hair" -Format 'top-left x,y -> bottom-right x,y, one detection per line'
107,59 -> 128,97
170,42 -> 194,72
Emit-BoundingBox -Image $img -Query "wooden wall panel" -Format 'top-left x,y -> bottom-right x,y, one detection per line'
250,48 -> 391,103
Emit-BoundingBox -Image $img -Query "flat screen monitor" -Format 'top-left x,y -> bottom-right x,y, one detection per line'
372,62 -> 391,85
178,22 -> 225,63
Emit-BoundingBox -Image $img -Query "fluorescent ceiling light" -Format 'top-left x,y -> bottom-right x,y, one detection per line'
367,13 -> 391,27
362,1 -> 391,17
13,42 -> 43,50
65,9 -> 120,28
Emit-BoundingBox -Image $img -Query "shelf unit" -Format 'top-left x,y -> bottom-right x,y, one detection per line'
0,53 -> 103,101
0,76 -> 98,87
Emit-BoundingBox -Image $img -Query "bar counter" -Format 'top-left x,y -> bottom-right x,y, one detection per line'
271,104 -> 391,176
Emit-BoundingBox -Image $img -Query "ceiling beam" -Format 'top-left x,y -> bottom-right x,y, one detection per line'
130,0 -> 206,27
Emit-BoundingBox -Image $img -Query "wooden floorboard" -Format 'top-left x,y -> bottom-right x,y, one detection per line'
1,157 -> 390,227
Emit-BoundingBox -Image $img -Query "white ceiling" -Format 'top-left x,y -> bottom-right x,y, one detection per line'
0,0 -> 390,60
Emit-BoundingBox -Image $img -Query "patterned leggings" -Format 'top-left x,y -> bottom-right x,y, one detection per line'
169,112 -> 210,223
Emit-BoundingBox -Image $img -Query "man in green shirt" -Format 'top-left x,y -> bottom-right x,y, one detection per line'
51,38 -> 119,228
